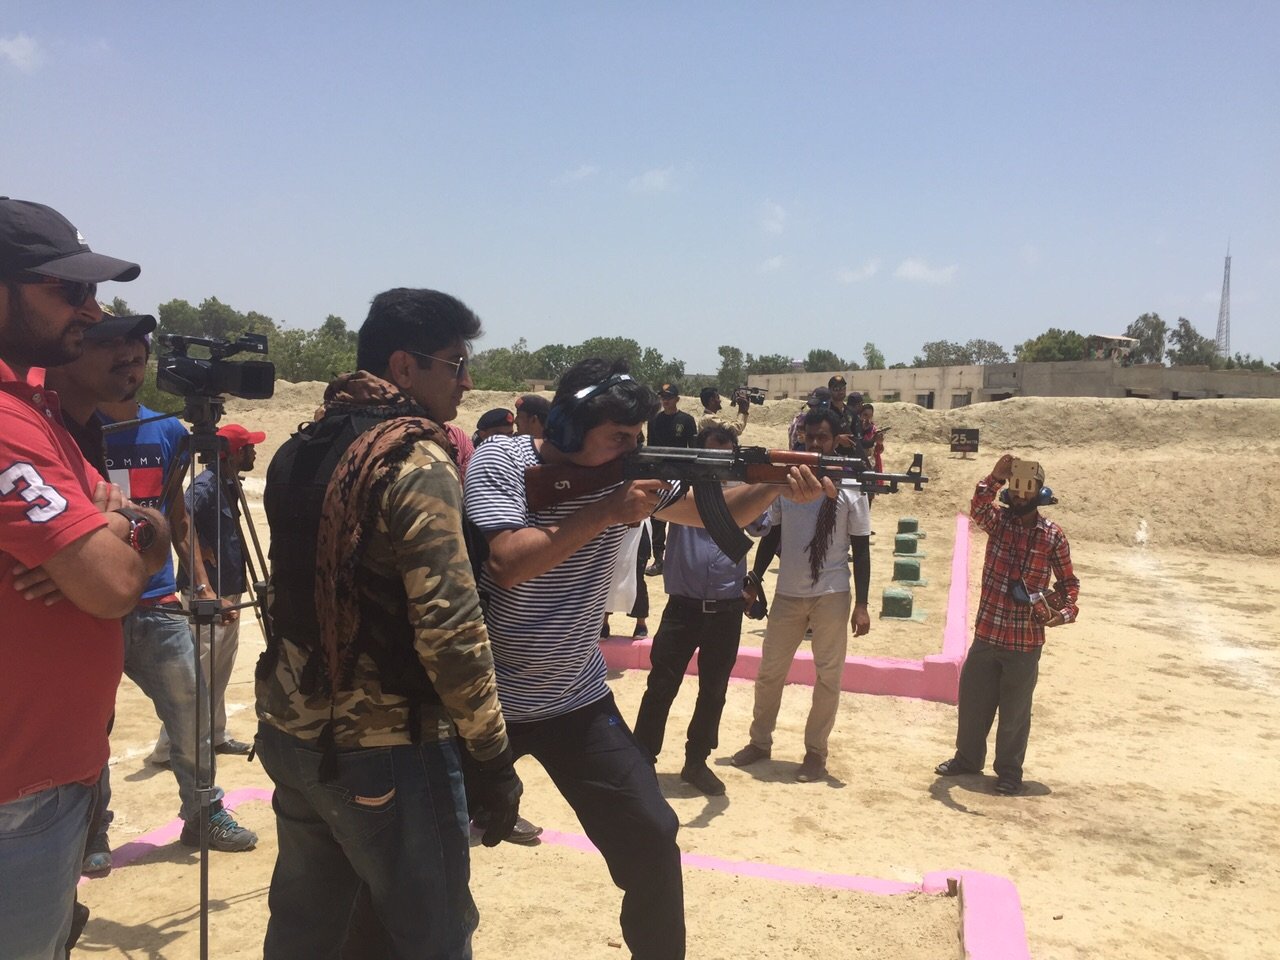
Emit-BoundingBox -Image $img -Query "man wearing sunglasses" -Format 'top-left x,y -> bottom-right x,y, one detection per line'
1,198 -> 172,958
934,453 -> 1079,797
258,288 -> 519,958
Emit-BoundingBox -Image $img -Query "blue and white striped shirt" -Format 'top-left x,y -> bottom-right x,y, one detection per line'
463,434 -> 682,722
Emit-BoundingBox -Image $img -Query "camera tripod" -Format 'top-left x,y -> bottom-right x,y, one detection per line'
125,393 -> 272,960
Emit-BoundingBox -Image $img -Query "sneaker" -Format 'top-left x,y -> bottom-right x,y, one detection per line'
180,808 -> 258,852
506,816 -> 544,845
795,752 -> 827,783
82,832 -> 112,877
214,738 -> 252,756
680,761 -> 726,796
730,743 -> 770,767
644,560 -> 664,577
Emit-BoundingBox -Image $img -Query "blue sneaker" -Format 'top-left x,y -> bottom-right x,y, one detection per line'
180,808 -> 257,852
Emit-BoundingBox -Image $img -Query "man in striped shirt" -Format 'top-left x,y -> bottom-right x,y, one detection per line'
464,358 -> 831,960
935,454 -> 1079,796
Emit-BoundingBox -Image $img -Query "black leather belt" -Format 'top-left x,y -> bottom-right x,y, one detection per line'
668,595 -> 743,614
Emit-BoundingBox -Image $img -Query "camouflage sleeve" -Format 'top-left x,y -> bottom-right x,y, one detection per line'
383,440 -> 509,762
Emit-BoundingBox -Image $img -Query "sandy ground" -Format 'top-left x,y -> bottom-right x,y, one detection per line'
75,389 -> 1280,958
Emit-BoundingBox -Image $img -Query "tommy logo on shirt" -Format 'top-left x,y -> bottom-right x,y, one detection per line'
105,445 -> 166,508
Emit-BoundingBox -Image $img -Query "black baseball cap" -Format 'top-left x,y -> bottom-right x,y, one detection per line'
699,386 -> 720,404
0,198 -> 140,282
807,386 -> 832,408
658,383 -> 679,398
476,408 -> 514,430
83,314 -> 156,343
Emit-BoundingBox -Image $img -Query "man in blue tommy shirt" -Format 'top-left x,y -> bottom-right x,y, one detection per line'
632,425 -> 770,796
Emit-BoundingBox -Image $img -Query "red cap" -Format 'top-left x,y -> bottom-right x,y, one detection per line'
217,423 -> 266,454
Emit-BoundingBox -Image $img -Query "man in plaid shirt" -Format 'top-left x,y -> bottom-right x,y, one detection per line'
935,454 -> 1079,795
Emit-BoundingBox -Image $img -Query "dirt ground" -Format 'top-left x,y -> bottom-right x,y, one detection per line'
75,390 -> 1280,958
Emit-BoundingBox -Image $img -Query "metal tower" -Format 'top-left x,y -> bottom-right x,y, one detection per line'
1215,248 -> 1231,357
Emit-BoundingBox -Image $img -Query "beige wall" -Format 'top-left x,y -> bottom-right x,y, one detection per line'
750,361 -> 1280,406
747,366 -> 984,409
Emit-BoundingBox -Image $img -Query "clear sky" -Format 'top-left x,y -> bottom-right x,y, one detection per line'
4,2 -> 1278,372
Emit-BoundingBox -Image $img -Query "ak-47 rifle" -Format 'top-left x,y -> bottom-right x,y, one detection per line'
525,446 -> 928,563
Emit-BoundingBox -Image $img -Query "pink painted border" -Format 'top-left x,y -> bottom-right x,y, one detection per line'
86,787 -> 1028,959
603,512 -> 972,705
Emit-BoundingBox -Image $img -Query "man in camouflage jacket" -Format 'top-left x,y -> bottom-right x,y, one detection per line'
256,288 -> 520,960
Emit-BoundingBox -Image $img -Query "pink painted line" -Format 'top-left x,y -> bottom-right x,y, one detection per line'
602,512 -> 973,705
82,786 -> 1028,958
541,827 -> 1028,959
79,786 -> 272,886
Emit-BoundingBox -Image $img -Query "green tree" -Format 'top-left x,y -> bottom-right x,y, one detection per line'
1014,328 -> 1087,362
108,296 -> 133,317
965,339 -> 1009,365
748,353 -> 794,375
804,349 -> 846,373
1124,313 -> 1167,365
471,337 -> 538,391
863,342 -> 886,370
716,345 -> 745,393
530,343 -> 577,382
1166,318 -> 1220,367
912,340 -> 970,367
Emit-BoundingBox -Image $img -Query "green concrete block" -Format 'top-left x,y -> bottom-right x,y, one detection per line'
897,517 -> 919,534
893,557 -> 922,581
894,534 -> 918,554
881,587 -> 914,619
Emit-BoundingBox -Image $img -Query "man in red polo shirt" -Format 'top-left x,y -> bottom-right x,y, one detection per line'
0,197 -> 170,959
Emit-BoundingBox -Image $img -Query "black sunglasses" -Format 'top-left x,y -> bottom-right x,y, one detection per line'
12,271 -> 98,308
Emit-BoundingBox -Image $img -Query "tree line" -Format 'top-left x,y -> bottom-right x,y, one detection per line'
113,295 -> 1277,415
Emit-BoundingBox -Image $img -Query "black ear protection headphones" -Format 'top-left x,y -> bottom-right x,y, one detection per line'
1000,485 -> 1057,507
544,374 -> 634,453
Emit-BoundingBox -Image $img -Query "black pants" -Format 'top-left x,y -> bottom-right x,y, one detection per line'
629,527 -> 651,620
650,519 -> 667,561
954,639 -> 1042,783
633,602 -> 744,764
510,694 -> 684,960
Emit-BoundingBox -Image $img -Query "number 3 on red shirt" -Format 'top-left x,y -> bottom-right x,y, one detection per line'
0,462 -> 70,523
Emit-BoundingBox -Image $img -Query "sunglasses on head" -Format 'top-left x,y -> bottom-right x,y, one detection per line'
12,271 -> 98,308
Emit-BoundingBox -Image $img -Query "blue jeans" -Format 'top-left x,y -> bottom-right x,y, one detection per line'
255,723 -> 476,960
0,782 -> 93,959
123,606 -> 222,821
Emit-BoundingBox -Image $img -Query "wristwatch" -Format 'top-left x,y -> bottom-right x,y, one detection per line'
114,507 -> 157,553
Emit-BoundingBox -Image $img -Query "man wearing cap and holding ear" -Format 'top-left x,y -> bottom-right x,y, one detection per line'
935,454 -> 1079,796
0,197 -> 173,957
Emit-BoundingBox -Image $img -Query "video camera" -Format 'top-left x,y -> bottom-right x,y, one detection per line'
734,386 -> 767,406
157,333 -> 276,401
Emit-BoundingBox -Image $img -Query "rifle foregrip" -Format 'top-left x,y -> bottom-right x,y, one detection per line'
691,481 -> 752,563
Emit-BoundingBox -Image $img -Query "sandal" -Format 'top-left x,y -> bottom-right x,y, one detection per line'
935,757 -> 980,777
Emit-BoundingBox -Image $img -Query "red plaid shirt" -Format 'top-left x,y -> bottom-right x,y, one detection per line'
971,474 -> 1079,652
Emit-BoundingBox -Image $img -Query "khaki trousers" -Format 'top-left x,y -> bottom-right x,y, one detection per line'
748,591 -> 851,760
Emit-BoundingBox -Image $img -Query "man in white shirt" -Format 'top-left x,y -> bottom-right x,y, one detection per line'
731,407 -> 872,783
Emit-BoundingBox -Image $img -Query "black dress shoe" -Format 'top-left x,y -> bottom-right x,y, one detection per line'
215,738 -> 252,756
680,762 -> 726,796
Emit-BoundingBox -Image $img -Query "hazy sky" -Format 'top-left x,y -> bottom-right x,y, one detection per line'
4,2 -> 1278,372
